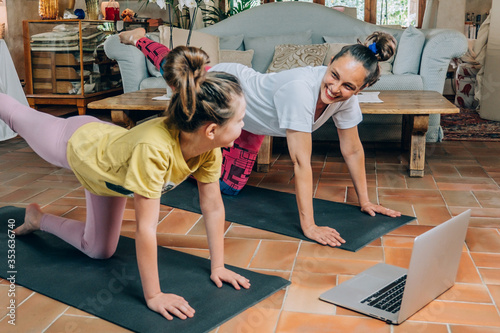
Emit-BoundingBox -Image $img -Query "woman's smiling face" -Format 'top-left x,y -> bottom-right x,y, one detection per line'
320,54 -> 368,105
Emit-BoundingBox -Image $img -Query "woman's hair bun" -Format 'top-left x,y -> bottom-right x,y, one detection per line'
363,31 -> 397,62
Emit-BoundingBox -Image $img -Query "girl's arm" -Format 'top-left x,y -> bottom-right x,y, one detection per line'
286,129 -> 345,247
337,126 -> 401,217
134,193 -> 196,320
197,180 -> 250,289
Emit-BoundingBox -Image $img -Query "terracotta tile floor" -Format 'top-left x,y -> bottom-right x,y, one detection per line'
1,121 -> 500,332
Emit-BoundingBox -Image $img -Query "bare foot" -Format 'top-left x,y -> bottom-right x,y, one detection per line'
119,28 -> 146,46
14,203 -> 43,235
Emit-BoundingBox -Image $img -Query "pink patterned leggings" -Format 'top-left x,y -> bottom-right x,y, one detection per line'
0,93 -> 126,259
136,37 -> 265,195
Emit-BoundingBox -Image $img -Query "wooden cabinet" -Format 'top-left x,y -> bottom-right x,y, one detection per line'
23,20 -> 123,115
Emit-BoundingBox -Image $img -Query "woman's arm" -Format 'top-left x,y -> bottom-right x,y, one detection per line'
134,194 -> 195,320
286,129 -> 345,247
337,126 -> 401,217
197,181 -> 250,289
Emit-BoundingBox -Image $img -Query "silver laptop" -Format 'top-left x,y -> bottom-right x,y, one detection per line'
320,210 -> 471,325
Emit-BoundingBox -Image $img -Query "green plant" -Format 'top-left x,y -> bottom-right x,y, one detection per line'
202,0 -> 258,26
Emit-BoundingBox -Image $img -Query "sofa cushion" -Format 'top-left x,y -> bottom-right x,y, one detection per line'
323,43 -> 349,65
158,26 -> 220,66
366,74 -> 424,91
380,54 -> 395,75
267,43 -> 328,73
243,31 -> 313,73
219,50 -> 254,67
393,25 -> 425,75
323,35 -> 366,44
220,34 -> 245,50
139,77 -> 167,90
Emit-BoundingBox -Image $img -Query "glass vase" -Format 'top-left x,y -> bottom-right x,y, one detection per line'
39,0 -> 59,19
85,0 -> 100,20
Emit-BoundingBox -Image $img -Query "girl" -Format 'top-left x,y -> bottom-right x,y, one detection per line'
1,46 -> 250,321
120,29 -> 402,248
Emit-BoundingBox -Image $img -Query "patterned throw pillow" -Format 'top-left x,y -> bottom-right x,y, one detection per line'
266,44 -> 329,73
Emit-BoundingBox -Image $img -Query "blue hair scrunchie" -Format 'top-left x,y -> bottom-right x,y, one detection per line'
368,41 -> 378,55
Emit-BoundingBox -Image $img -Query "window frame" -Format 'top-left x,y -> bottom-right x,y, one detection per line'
259,0 -> 426,27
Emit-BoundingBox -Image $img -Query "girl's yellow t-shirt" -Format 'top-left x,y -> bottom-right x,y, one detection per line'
66,117 -> 221,199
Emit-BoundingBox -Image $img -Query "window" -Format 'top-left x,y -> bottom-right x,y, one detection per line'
325,0 -> 365,21
259,0 -> 424,26
376,0 -> 418,26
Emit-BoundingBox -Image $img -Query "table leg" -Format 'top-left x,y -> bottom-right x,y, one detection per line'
408,114 -> 429,177
256,135 -> 273,172
27,97 -> 37,110
77,100 -> 86,115
111,110 -> 136,129
401,114 -> 412,150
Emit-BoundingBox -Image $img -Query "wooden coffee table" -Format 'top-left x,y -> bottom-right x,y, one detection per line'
256,90 -> 459,177
89,89 -> 458,177
87,88 -> 168,128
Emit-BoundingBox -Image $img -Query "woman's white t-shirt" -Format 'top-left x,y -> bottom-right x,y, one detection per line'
210,63 -> 363,137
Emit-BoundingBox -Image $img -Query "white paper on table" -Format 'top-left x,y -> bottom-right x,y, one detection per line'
357,91 -> 383,103
153,94 -> 171,101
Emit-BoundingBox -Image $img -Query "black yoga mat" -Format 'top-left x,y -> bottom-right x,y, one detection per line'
161,181 -> 415,252
0,206 -> 289,333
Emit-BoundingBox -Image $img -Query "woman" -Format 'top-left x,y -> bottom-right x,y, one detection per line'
2,46 -> 250,321
121,29 -> 401,248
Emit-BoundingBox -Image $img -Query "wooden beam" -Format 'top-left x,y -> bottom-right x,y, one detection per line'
364,0 -> 377,24
418,0 -> 426,28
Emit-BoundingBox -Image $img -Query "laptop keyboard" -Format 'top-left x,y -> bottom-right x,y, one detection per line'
361,275 -> 407,313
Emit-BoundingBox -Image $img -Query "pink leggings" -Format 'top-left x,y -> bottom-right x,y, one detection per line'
0,93 -> 126,259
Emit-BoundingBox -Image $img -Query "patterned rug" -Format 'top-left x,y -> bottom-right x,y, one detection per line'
441,108 -> 500,141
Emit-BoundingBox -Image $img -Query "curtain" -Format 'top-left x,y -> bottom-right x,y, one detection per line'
421,0 -> 439,28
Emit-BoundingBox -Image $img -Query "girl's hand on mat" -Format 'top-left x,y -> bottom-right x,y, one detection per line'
211,267 -> 251,290
361,202 -> 401,218
304,225 -> 346,247
146,292 -> 195,320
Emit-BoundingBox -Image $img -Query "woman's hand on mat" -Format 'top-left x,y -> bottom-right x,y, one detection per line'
360,202 -> 401,218
211,267 -> 251,290
146,292 -> 195,320
304,225 -> 346,247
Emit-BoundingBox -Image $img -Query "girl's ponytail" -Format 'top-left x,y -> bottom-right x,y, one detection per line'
163,46 -> 209,124
162,45 -> 243,132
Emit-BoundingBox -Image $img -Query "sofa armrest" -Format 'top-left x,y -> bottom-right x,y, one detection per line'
104,34 -> 149,93
419,29 -> 468,93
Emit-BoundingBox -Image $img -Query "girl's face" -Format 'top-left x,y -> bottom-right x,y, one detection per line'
320,54 -> 367,105
214,94 -> 246,148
